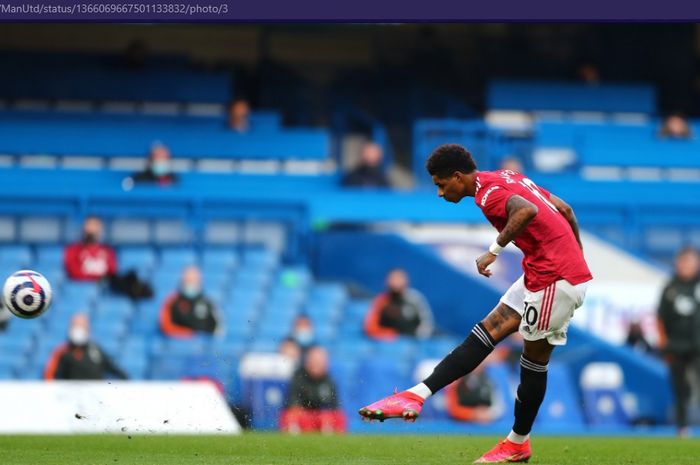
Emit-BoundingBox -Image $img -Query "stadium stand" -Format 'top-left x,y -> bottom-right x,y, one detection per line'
0,51 -> 694,436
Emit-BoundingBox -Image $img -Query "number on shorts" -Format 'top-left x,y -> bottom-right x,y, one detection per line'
524,304 -> 539,326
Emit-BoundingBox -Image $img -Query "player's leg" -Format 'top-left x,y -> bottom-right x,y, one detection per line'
509,338 -> 554,443
358,277 -> 525,422
475,279 -> 587,463
417,302 -> 521,396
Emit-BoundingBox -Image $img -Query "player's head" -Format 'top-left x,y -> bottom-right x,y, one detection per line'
426,144 -> 478,202
675,247 -> 699,281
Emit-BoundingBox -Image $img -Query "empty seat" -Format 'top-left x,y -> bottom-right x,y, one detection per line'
118,246 -> 157,276
202,248 -> 239,271
111,219 -> 151,244
20,217 -> 62,243
241,248 -> 279,271
159,247 -> 198,269
35,244 -> 64,266
0,244 -> 32,268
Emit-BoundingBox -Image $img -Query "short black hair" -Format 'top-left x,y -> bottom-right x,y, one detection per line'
426,144 -> 477,179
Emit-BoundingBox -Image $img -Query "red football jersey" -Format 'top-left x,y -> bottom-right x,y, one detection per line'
474,170 -> 592,291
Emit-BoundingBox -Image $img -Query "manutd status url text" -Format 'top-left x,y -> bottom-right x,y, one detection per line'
0,3 -> 229,15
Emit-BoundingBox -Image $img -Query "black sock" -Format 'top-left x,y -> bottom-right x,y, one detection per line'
423,323 -> 496,393
512,355 -> 548,436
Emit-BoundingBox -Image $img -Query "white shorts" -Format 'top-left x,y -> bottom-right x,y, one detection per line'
500,275 -> 588,346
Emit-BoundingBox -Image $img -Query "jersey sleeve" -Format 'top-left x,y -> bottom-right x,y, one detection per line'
478,184 -> 516,219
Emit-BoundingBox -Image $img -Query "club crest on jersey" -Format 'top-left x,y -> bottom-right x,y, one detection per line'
499,170 -> 517,184
480,185 -> 501,206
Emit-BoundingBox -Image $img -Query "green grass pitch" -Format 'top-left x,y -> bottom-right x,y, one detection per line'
0,433 -> 698,465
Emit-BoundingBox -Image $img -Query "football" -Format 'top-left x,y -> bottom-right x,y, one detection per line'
2,270 -> 52,319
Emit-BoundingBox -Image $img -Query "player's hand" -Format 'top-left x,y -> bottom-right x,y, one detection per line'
476,251 -> 497,277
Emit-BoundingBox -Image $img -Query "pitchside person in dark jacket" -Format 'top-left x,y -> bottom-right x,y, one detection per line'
280,346 -> 346,434
44,314 -> 127,380
160,265 -> 221,338
657,247 -> 700,437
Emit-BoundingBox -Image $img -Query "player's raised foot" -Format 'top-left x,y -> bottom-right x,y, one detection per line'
473,438 -> 531,463
358,391 -> 424,422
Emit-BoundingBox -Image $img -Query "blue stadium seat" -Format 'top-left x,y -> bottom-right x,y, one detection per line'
580,362 -> 631,426
241,248 -> 279,271
345,300 -> 372,320
247,339 -> 279,353
159,247 -> 198,269
118,246 -> 157,276
119,357 -> 148,380
351,357 -> 412,410
151,269 -> 182,291
201,271 -> 232,293
34,245 -> 64,266
211,340 -> 247,359
488,80 -> 656,113
309,283 -> 348,307
202,248 -> 239,272
91,321 -> 128,342
93,297 -> 134,316
3,319 -> 40,338
0,244 -> 32,268
535,362 -> 586,430
231,269 -> 271,290
0,337 -> 34,356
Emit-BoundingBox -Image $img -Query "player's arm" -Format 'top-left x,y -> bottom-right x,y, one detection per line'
496,195 -> 539,247
549,193 -> 583,249
476,195 -> 538,277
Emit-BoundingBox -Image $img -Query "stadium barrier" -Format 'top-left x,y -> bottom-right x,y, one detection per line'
0,380 -> 241,434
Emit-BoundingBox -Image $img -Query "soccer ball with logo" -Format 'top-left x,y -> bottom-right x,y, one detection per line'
2,270 -> 52,319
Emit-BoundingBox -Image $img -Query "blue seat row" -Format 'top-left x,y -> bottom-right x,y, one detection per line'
488,80 -> 656,113
1,66 -> 232,103
0,117 -> 330,160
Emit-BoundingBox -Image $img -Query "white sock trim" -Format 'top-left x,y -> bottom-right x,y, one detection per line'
407,383 -> 433,400
507,430 -> 530,444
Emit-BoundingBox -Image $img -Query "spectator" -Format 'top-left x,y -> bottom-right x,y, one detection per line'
364,268 -> 434,340
131,142 -> 177,186
279,337 -> 302,367
342,142 -> 390,188
64,217 -> 117,281
121,39 -> 148,70
500,156 -> 524,173
445,362 -> 503,423
290,315 -> 316,351
44,314 -> 127,380
625,320 -> 655,355
658,114 -> 692,140
577,62 -> 601,85
160,265 -> 221,338
279,346 -> 346,434
228,99 -> 251,133
657,247 -> 700,436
